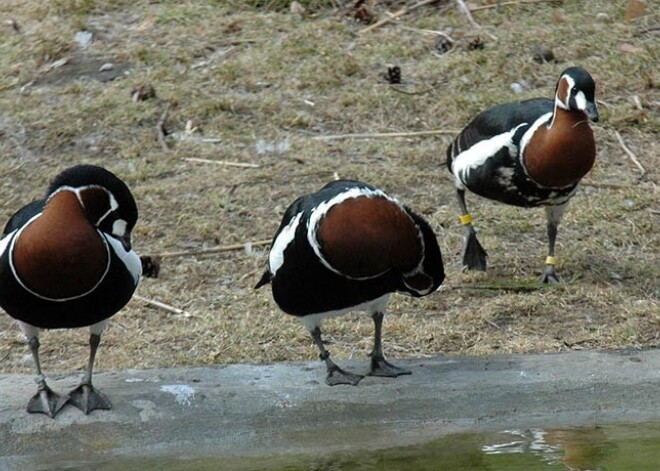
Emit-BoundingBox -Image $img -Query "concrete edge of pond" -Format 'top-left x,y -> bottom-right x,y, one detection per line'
2,348 -> 660,468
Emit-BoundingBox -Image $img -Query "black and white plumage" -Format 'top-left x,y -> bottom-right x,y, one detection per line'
256,180 -> 445,386
0,165 -> 141,417
446,67 -> 598,282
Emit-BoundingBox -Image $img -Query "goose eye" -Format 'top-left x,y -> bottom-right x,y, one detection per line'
570,87 -> 577,95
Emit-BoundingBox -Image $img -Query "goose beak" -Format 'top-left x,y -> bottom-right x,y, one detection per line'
586,102 -> 599,122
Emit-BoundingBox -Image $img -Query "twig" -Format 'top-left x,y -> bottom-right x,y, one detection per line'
359,0 -> 441,35
0,162 -> 24,178
156,104 -> 172,152
215,38 -> 262,46
634,26 -> 660,37
389,81 -> 446,96
313,129 -> 459,141
455,0 -> 498,41
485,319 -> 502,330
133,294 -> 191,317
469,0 -> 559,12
149,239 -> 271,259
581,179 -> 653,190
171,134 -> 223,144
184,157 -> 261,168
447,284 -> 544,292
615,130 -> 646,179
397,24 -> 455,42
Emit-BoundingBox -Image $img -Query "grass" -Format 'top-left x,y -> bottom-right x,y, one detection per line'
0,0 -> 658,375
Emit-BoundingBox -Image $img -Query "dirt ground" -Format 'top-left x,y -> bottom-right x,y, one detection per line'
0,0 -> 657,375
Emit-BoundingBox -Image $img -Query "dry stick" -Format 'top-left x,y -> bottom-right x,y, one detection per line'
156,104 -> 172,152
389,81 -> 446,96
151,239 -> 271,259
313,129 -> 459,141
185,157 -> 261,168
615,130 -> 647,179
359,0 -> 441,35
398,24 -> 455,42
455,0 -> 498,41
134,294 -> 191,317
469,0 -> 558,12
448,284 -> 544,292
581,179 -> 653,190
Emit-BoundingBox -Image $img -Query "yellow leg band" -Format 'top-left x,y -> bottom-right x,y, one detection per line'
545,256 -> 557,266
459,213 -> 472,225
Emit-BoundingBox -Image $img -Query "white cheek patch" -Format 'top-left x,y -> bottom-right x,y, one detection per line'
112,219 -> 127,238
555,76 -> 574,110
574,90 -> 587,111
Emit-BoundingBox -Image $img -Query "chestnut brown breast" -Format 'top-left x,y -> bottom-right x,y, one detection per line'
524,109 -> 596,188
316,197 -> 422,278
13,190 -> 109,299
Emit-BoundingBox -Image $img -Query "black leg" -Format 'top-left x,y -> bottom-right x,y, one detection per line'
310,327 -> 363,386
542,205 -> 566,284
26,336 -> 69,418
456,189 -> 487,271
68,333 -> 111,414
368,312 -> 411,378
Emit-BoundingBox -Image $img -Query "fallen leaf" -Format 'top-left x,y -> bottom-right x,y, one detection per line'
625,0 -> 646,21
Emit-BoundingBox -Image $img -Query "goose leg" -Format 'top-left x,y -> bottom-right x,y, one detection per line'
68,333 -> 111,414
542,204 -> 567,284
310,327 -> 363,386
26,336 -> 69,417
457,189 -> 487,271
368,311 -> 410,378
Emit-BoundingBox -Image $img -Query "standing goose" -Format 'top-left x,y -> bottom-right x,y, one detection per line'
256,180 -> 444,386
0,165 -> 141,417
446,66 -> 598,282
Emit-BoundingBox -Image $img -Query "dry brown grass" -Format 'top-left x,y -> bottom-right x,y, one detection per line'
0,0 -> 657,375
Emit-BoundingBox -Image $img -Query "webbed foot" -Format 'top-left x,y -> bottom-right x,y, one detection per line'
68,384 -> 111,414
326,364 -> 363,386
541,270 -> 561,284
27,385 -> 69,418
462,231 -> 488,271
369,355 -> 411,378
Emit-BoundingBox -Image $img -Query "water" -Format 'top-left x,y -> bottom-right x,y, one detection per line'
21,422 -> 660,471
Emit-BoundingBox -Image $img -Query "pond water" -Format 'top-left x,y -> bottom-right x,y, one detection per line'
29,421 -> 660,471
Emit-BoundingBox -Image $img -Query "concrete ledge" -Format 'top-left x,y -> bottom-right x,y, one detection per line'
2,349 -> 660,468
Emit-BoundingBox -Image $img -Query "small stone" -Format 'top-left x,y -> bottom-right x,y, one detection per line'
510,83 -> 524,94
74,30 -> 93,48
290,1 -> 306,19
596,12 -> 610,21
99,62 -> 114,72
